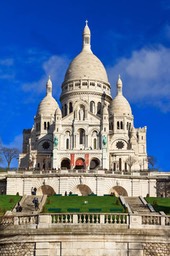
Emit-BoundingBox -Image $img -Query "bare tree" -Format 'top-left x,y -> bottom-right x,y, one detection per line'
0,147 -> 20,169
125,156 -> 136,172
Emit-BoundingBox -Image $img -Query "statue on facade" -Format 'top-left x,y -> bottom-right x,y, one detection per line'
102,135 -> 107,146
54,136 -> 58,148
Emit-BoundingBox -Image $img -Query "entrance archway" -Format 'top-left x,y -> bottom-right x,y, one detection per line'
110,186 -> 128,196
74,184 -> 92,196
38,185 -> 55,196
90,158 -> 100,170
61,158 -> 70,170
75,158 -> 85,169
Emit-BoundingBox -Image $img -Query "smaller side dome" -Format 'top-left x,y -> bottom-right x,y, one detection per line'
37,95 -> 59,116
110,95 -> 132,116
36,77 -> 60,116
110,76 -> 132,116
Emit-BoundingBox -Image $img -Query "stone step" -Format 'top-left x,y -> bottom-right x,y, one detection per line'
124,196 -> 151,213
13,195 -> 45,214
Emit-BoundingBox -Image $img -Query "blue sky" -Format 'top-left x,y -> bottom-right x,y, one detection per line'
0,0 -> 170,170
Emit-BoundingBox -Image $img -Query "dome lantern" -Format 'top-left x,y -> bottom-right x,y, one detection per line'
82,20 -> 92,53
46,76 -> 52,96
117,75 -> 123,95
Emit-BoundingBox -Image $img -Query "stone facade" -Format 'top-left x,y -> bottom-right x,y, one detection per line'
0,220 -> 170,256
6,172 -> 157,197
19,22 -> 147,173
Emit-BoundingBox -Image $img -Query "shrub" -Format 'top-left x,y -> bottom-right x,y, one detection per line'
153,200 -> 157,206
9,198 -> 14,203
115,199 -> 120,205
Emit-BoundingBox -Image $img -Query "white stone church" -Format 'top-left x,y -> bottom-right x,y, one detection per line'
19,22 -> 148,173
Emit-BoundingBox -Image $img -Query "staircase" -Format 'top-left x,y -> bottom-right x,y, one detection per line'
124,197 -> 151,214
13,195 -> 47,215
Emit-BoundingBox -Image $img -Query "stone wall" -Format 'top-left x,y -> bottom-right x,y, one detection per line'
0,242 -> 35,256
6,173 -> 157,197
143,243 -> 170,256
0,224 -> 170,256
0,234 -> 170,256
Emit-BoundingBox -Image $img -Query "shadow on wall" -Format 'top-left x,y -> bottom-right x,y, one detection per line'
110,186 -> 128,197
37,185 -> 55,196
73,184 -> 92,196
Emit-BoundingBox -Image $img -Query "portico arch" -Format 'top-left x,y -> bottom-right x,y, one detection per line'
74,184 -> 92,196
110,186 -> 128,196
90,158 -> 100,170
37,185 -> 55,196
75,158 -> 85,169
61,158 -> 70,170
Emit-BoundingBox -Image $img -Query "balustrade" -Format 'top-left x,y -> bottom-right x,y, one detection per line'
165,216 -> 170,226
142,215 -> 161,225
1,213 -> 170,229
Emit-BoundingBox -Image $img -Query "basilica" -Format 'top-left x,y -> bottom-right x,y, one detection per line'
19,22 -> 148,173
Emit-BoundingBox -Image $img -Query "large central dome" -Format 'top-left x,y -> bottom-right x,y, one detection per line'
64,50 -> 109,83
63,21 -> 109,84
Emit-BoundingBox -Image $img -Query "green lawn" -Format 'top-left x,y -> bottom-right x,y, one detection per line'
0,195 -> 21,216
43,195 -> 125,213
145,197 -> 170,214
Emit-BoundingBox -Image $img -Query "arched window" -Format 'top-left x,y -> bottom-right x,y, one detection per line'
94,138 -> 97,149
125,162 -> 127,171
127,122 -> 129,130
47,122 -> 50,130
44,122 -> 46,130
109,122 -> 113,130
97,102 -> 102,115
66,138 -> 69,149
119,158 -> 122,171
127,122 -> 131,130
84,36 -> 89,44
117,122 -> 120,129
79,129 -> 85,144
65,131 -> 71,149
92,131 -> 98,149
121,121 -> 123,129
90,101 -> 95,113
64,104 -> 67,116
69,102 -> 73,113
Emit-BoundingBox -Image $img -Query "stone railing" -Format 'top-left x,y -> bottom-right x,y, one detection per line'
0,214 -> 38,229
51,213 -> 128,225
1,213 -> 170,229
14,168 -> 154,176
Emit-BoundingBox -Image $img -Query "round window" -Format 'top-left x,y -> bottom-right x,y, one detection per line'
42,141 -> 50,150
116,141 -> 124,149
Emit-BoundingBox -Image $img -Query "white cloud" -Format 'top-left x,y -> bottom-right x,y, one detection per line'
22,55 -> 70,99
107,46 -> 170,112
